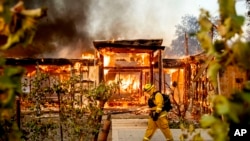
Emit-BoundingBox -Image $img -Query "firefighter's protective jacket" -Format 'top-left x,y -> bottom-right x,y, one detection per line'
149,91 -> 167,117
143,91 -> 173,141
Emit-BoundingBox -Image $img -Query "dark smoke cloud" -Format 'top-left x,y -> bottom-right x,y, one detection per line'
5,0 -> 175,58
31,0 -> 93,58
5,0 -> 93,58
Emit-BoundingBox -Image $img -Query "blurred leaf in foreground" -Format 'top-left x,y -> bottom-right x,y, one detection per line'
0,1 -> 46,50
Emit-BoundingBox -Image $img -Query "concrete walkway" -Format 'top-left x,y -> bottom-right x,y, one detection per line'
110,119 -> 213,141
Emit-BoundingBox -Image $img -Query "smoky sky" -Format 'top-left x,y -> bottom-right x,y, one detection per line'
5,0 -> 176,58
26,0 -> 92,58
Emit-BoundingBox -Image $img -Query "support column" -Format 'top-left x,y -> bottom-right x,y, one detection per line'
158,50 -> 162,92
150,52 -> 154,84
184,63 -> 191,104
140,70 -> 143,96
99,54 -> 104,83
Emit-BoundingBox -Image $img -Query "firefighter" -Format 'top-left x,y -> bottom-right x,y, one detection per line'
142,84 -> 173,141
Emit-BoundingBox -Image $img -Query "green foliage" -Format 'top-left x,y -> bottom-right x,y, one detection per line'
21,117 -> 58,141
232,41 -> 250,70
200,114 -> 229,141
196,9 -> 213,54
0,0 -> 15,24
88,81 -> 119,102
179,120 -> 204,141
0,1 -> 47,50
196,0 -> 250,141
0,66 -> 24,107
1,1 -> 46,140
21,69 -> 58,141
0,61 -> 24,140
20,68 -> 119,140
207,61 -> 221,87
217,0 -> 244,39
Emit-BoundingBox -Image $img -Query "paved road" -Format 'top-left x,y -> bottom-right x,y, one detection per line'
110,119 -> 213,141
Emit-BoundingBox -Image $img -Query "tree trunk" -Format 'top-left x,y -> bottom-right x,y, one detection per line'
93,100 -> 106,141
97,114 -> 111,141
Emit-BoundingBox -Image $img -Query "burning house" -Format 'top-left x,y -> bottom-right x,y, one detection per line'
2,38 -> 249,119
3,38 -> 190,111
4,57 -> 99,111
93,39 -> 165,107
0,40 -> 207,113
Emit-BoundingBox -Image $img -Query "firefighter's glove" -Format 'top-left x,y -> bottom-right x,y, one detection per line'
151,111 -> 159,121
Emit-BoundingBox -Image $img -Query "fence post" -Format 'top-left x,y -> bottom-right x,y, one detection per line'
16,96 -> 21,129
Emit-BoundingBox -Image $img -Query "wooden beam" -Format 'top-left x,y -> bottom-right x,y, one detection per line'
94,44 -> 165,51
107,69 -> 142,73
93,39 -> 165,54
162,59 -> 185,68
93,39 -> 163,47
104,66 -> 150,70
5,58 -> 97,66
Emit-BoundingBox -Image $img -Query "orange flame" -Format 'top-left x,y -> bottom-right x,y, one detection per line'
81,53 -> 95,59
39,66 -> 49,71
104,55 -> 110,75
73,62 -> 81,70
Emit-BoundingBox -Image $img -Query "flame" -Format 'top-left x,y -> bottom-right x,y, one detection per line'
135,53 -> 149,66
141,54 -> 145,65
27,71 -> 36,77
57,65 -> 71,73
73,62 -> 81,70
26,62 -> 84,77
104,55 -> 110,75
104,55 -> 110,66
39,66 -> 49,71
169,68 -> 178,74
108,73 -> 140,93
81,53 -> 95,59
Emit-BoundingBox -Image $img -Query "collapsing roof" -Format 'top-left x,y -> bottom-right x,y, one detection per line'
93,39 -> 165,54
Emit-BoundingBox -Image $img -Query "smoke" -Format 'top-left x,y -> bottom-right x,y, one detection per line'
30,0 -> 92,58
86,0 -> 177,44
6,0 -> 181,58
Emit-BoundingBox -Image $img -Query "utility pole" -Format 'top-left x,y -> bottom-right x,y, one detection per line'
184,32 -> 189,56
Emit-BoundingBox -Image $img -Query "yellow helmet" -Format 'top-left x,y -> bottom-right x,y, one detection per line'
143,83 -> 154,92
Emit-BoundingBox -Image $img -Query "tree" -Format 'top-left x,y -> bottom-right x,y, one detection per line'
166,15 -> 202,57
0,1 -> 46,140
245,0 -> 250,19
244,0 -> 250,41
197,0 -> 250,140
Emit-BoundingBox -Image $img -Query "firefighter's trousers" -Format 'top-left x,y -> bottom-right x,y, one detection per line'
143,114 -> 173,141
